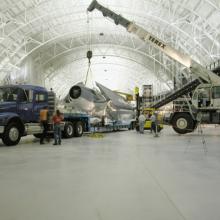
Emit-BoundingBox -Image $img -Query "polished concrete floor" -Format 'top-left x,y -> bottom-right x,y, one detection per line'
0,125 -> 220,220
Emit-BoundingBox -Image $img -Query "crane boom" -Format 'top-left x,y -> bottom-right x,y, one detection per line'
88,0 -> 220,84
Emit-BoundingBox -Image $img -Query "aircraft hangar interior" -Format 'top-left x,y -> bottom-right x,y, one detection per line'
0,0 -> 220,219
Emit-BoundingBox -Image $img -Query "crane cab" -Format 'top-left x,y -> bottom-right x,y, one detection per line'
192,84 -> 220,110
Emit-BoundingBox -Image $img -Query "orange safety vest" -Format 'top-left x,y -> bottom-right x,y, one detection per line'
40,109 -> 48,121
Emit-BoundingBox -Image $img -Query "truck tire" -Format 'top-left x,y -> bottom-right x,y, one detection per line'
63,122 -> 74,138
171,113 -> 194,134
2,123 -> 21,146
74,121 -> 83,137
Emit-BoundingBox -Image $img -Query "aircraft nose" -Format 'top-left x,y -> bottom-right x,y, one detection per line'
69,86 -> 81,99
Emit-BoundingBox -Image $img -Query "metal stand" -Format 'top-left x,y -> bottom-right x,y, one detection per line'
184,123 -> 207,154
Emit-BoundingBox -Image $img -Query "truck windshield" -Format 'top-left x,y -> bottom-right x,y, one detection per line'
0,87 -> 18,102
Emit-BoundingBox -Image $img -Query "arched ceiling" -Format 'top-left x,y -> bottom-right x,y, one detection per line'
0,0 -> 220,95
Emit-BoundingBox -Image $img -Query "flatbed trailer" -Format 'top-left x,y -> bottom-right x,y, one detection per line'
62,112 -> 135,138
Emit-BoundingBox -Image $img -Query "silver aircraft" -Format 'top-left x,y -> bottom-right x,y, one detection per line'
61,82 -> 135,124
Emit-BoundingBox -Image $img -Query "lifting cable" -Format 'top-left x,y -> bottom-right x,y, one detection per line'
85,50 -> 92,85
85,11 -> 94,87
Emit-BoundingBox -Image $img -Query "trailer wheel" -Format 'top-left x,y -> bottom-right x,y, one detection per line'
171,113 -> 194,134
63,122 -> 74,138
2,123 -> 21,146
74,121 -> 83,137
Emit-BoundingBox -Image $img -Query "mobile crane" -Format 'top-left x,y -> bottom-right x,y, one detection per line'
88,0 -> 220,134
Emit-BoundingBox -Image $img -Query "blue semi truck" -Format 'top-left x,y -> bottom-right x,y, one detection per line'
0,84 -> 133,146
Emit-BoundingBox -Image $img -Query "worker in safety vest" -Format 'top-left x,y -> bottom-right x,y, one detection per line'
40,106 -> 49,144
52,109 -> 63,145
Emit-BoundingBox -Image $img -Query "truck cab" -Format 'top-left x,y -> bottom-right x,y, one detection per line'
0,85 -> 49,146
